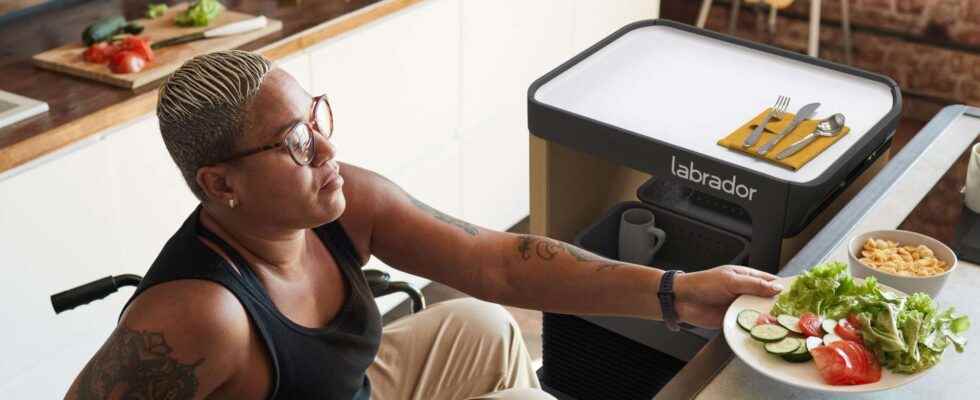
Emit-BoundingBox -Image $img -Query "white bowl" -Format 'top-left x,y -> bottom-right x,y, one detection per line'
848,230 -> 957,298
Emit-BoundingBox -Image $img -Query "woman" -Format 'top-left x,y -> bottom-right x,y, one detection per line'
64,50 -> 782,400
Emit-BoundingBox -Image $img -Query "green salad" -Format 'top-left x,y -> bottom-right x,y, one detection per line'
771,262 -> 970,374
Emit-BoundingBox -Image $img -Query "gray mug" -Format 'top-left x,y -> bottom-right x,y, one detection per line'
618,208 -> 667,265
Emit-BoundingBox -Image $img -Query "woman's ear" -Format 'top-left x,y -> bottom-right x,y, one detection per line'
196,165 -> 236,204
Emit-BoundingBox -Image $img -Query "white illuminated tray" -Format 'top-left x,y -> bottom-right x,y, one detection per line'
533,23 -> 896,184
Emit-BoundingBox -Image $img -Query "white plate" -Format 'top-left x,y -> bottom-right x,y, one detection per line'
722,276 -> 931,393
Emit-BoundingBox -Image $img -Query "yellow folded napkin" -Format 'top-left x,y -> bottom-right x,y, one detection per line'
717,108 -> 850,171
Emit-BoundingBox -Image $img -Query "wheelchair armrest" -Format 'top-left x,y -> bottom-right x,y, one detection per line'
363,269 -> 426,313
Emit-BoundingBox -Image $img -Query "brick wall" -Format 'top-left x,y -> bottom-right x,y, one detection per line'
662,0 -> 980,122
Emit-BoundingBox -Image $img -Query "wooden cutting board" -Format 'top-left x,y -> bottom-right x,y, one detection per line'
32,3 -> 282,90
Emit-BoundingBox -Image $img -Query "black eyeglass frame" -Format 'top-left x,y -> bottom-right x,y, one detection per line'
214,94 -> 334,166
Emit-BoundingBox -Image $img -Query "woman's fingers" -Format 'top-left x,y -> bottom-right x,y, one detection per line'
730,273 -> 783,297
729,265 -> 778,281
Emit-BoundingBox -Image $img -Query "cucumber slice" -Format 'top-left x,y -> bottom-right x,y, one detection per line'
806,336 -> 824,352
777,315 -> 803,334
782,342 -> 814,363
823,333 -> 842,346
765,337 -> 802,355
737,309 -> 761,332
821,319 -> 837,335
751,324 -> 789,343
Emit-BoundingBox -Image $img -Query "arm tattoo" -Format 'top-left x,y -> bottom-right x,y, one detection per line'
74,326 -> 204,400
376,172 -> 480,236
409,196 -> 480,236
516,235 -> 624,271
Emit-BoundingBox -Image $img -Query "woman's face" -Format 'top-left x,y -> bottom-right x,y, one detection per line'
227,68 -> 345,229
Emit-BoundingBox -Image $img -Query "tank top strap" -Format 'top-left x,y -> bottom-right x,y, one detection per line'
316,221 -> 364,270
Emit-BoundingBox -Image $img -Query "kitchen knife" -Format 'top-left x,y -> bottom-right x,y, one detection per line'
756,102 -> 820,156
151,16 -> 268,49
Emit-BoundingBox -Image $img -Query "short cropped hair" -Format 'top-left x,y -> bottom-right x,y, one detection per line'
157,50 -> 273,201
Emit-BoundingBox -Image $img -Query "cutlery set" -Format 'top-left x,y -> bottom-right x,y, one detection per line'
741,96 -> 846,160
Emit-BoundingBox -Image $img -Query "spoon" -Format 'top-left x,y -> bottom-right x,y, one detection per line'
774,113 -> 846,160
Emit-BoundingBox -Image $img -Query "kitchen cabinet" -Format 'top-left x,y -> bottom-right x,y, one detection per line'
307,0 -> 459,179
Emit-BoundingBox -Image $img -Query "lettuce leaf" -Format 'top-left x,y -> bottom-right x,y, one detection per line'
176,0 -> 224,27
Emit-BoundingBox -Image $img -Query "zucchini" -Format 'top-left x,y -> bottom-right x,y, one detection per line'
82,16 -> 127,45
805,336 -> 824,352
122,22 -> 144,35
782,341 -> 813,363
737,309 -> 761,332
751,324 -> 789,343
821,319 -> 837,336
765,337 -> 802,355
823,333 -> 842,346
777,315 -> 803,334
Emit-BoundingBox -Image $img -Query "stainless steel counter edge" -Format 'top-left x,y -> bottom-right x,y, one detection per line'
651,104 -> 976,400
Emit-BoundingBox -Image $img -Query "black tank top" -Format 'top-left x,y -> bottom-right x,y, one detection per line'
120,206 -> 382,399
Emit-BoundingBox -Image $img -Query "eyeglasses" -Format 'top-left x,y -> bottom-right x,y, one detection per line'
216,94 -> 334,166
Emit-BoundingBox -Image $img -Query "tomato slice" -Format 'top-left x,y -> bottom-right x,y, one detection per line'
109,51 -> 146,74
756,313 -> 778,326
812,345 -> 853,385
799,312 -> 823,337
812,341 -> 881,385
82,42 -> 120,64
119,36 -> 154,63
836,319 -> 862,342
847,313 -> 863,329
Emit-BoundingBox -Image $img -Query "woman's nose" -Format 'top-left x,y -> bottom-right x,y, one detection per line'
310,126 -> 336,167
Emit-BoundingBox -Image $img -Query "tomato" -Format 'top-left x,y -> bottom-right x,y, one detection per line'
119,36 -> 154,63
756,313 -> 778,326
82,42 -> 120,64
812,340 -> 881,385
109,51 -> 146,74
836,319 -> 862,342
847,313 -> 863,329
799,312 -> 823,337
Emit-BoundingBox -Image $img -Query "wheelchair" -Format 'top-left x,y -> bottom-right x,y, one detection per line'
51,269 -> 426,315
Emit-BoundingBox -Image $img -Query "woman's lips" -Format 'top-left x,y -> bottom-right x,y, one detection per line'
320,169 -> 343,192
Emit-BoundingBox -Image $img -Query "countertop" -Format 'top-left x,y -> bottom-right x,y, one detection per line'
0,0 -> 420,175
655,104 -> 980,399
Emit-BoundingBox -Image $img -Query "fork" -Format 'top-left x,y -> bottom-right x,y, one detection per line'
743,95 -> 790,148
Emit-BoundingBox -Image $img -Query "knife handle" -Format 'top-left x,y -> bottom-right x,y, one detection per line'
757,119 -> 802,156
205,16 -> 268,38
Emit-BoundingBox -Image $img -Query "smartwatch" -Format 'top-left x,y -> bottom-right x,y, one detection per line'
658,270 -> 684,332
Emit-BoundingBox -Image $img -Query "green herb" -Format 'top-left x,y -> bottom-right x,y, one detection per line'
175,0 -> 224,27
146,3 -> 169,19
770,261 -> 970,374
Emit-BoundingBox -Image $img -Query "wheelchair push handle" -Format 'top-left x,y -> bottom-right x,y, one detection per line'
51,274 -> 141,314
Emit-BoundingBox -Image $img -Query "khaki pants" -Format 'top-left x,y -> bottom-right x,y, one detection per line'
367,298 -> 557,400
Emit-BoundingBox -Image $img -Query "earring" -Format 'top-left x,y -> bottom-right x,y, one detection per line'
228,198 -> 237,209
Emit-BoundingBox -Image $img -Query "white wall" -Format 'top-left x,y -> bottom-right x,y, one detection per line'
0,0 -> 658,396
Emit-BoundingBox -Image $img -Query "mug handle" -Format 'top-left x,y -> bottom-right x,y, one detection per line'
646,226 -> 667,260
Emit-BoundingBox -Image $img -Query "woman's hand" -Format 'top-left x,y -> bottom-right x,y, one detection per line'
673,265 -> 783,329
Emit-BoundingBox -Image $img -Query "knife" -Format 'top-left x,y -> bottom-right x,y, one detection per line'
756,102 -> 820,156
151,16 -> 268,49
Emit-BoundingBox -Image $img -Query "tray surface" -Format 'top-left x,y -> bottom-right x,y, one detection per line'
533,23 -> 895,184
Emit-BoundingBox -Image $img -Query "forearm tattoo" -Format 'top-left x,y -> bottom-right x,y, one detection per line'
378,172 -> 480,236
72,326 -> 204,399
516,235 -> 623,271
409,196 -> 480,236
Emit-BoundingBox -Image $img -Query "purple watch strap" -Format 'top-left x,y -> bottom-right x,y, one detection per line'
658,270 -> 683,332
